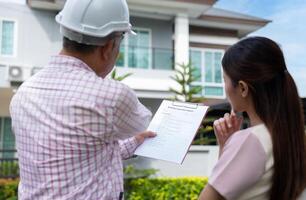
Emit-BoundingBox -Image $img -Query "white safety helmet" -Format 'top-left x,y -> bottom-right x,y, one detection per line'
55,0 -> 135,45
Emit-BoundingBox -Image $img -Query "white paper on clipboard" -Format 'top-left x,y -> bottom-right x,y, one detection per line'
134,100 -> 209,164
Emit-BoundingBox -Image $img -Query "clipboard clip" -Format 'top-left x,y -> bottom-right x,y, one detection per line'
171,101 -> 198,109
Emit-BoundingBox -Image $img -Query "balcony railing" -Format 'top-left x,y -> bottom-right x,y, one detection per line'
116,45 -> 175,70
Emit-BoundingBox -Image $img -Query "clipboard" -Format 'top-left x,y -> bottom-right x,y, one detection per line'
134,100 -> 209,164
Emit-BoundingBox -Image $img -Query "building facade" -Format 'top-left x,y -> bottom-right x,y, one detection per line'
0,0 -> 269,157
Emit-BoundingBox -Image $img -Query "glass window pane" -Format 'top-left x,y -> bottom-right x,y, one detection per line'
128,30 -> 150,69
138,31 -> 149,47
1,21 -> 15,55
214,52 -> 222,83
2,118 -> 15,158
116,38 -> 125,67
153,48 -> 173,70
204,86 -> 223,96
190,50 -> 202,82
205,52 -> 213,83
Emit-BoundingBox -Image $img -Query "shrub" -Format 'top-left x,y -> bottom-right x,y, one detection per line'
124,165 -> 158,179
0,177 -> 209,200
125,177 -> 208,200
0,161 -> 19,178
0,179 -> 18,200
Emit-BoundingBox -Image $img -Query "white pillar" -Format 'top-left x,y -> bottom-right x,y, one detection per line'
174,14 -> 189,68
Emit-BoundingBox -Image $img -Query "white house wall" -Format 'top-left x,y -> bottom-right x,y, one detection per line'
131,16 -> 173,50
0,3 -> 61,68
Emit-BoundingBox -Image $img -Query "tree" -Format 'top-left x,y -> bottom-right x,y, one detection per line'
169,63 -> 203,102
169,63 -> 216,145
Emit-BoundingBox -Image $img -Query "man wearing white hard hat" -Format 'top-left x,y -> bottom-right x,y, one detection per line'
10,0 -> 155,199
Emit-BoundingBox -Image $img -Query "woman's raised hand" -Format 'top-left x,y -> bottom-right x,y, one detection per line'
213,111 -> 243,152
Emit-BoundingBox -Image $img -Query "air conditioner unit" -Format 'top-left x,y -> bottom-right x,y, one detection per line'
31,67 -> 42,75
8,65 -> 24,82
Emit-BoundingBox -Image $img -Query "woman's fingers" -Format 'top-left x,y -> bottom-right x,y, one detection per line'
224,113 -> 232,128
230,112 -> 243,131
213,111 -> 244,147
213,120 -> 223,136
219,118 -> 228,135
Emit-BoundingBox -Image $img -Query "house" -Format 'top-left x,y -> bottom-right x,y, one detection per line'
0,0 -> 270,175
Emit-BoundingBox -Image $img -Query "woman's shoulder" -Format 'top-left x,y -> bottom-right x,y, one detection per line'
249,124 -> 272,155
209,124 -> 272,200
228,124 -> 271,151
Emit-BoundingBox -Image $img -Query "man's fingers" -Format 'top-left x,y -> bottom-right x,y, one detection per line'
142,131 -> 157,138
135,131 -> 156,144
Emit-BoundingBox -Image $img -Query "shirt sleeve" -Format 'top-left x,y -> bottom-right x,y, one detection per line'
113,84 -> 152,140
118,137 -> 139,159
208,132 -> 267,200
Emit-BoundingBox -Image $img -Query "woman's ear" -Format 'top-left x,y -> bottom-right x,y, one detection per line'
238,80 -> 249,98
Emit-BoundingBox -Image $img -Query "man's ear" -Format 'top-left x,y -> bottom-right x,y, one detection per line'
238,80 -> 249,98
99,39 -> 115,61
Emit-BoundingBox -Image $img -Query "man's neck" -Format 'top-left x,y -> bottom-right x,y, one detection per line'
59,49 -> 101,76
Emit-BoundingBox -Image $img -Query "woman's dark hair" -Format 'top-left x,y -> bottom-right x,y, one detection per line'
222,36 -> 306,200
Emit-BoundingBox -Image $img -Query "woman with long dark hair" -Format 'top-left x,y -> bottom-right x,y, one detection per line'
199,37 -> 306,200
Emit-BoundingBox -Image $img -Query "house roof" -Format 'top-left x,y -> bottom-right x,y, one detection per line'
174,0 -> 218,6
200,7 -> 270,26
190,7 -> 270,37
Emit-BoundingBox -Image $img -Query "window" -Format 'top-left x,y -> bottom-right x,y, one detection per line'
116,28 -> 152,69
0,117 -> 15,158
190,48 -> 225,98
0,19 -> 16,56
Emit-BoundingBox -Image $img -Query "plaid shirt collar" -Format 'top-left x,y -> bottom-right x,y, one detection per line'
49,54 -> 94,72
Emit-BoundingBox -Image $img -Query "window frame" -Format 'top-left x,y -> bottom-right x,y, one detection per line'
190,47 -> 225,99
118,27 -> 152,69
0,18 -> 18,57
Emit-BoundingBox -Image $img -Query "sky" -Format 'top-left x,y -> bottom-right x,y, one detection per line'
215,0 -> 306,97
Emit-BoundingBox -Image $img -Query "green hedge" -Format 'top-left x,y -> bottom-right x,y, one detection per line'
0,177 -> 208,200
0,161 -> 19,178
0,179 -> 18,200
125,177 -> 208,200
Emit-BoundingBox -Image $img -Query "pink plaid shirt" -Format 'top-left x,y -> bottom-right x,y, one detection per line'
10,55 -> 152,200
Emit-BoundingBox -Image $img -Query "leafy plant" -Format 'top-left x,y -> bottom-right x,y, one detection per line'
169,63 -> 203,102
111,68 -> 133,81
125,177 -> 208,200
192,125 -> 216,145
124,165 -> 158,179
0,161 -> 19,179
0,179 -> 19,200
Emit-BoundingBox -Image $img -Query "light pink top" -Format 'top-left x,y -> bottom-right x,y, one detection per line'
209,124 -> 274,200
10,55 -> 152,200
